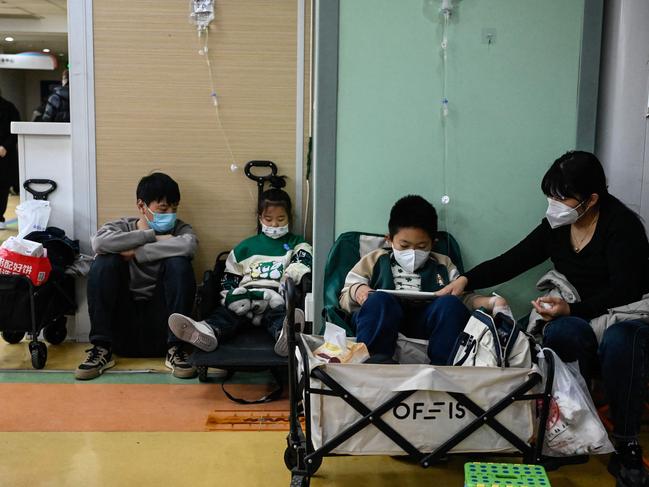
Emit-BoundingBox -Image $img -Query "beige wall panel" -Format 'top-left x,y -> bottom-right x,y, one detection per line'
93,0 -> 298,274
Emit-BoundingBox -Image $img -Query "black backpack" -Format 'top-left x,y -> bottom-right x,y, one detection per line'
25,226 -> 79,273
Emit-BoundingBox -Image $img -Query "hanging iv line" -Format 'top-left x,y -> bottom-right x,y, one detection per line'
423,0 -> 458,256
438,0 -> 454,253
189,1 -> 255,203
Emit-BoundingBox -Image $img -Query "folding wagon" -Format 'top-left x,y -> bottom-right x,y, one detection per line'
281,231 -> 578,486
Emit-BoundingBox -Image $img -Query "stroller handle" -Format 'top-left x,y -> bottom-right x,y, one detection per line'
244,160 -> 277,184
23,179 -> 57,201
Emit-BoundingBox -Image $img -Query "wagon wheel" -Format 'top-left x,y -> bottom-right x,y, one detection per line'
284,446 -> 298,470
284,445 -> 322,475
290,474 -> 309,487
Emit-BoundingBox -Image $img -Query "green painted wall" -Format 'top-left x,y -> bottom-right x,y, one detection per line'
335,0 -> 585,316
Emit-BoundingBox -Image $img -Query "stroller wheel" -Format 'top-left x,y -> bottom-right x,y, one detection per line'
197,366 -> 209,383
2,331 -> 26,344
43,317 -> 68,345
29,341 -> 47,369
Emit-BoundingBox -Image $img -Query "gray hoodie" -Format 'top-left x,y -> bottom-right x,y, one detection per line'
91,217 -> 197,300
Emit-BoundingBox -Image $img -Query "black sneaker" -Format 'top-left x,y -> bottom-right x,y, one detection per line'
75,345 -> 115,380
608,441 -> 649,487
165,345 -> 197,379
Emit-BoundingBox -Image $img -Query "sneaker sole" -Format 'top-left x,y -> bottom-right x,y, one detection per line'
165,358 -> 198,379
75,359 -> 116,380
274,309 -> 305,357
168,314 -> 218,352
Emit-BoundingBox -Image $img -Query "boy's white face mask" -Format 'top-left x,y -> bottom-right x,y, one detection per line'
261,223 -> 289,239
545,198 -> 586,229
392,248 -> 430,273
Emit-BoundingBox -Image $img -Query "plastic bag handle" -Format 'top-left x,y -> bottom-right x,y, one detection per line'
23,179 -> 57,201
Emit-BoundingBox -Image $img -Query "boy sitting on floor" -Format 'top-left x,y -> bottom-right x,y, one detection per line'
75,172 -> 198,380
340,195 -> 509,365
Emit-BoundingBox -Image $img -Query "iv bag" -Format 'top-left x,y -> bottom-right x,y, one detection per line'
190,0 -> 215,31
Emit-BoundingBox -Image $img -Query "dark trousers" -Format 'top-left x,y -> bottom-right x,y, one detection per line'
87,254 -> 196,355
0,154 -> 17,222
0,180 -> 8,222
352,292 -> 470,365
544,316 -> 649,439
204,304 -> 286,342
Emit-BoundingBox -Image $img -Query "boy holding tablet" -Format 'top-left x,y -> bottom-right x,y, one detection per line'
339,195 -> 507,364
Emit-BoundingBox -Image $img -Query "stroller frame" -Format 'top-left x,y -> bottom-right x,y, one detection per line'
0,273 -> 76,369
283,278 -> 566,486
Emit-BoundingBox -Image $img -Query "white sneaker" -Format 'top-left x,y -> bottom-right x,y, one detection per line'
274,308 -> 305,357
0,222 -> 6,230
168,313 -> 218,352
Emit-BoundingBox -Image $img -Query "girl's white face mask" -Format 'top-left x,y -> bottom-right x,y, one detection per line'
261,223 -> 289,239
392,248 -> 430,273
545,198 -> 588,229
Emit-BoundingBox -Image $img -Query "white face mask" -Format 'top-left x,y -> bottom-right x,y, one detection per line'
261,223 -> 289,239
392,248 -> 430,273
545,198 -> 587,229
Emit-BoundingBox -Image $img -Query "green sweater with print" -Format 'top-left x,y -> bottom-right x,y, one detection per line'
220,232 -> 312,304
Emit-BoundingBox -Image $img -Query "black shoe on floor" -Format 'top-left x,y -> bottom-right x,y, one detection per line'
608,441 -> 649,487
75,345 -> 115,380
165,345 -> 197,379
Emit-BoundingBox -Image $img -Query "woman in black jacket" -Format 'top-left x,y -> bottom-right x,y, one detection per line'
440,151 -> 649,487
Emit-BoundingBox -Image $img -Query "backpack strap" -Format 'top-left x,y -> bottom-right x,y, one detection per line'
220,368 -> 284,405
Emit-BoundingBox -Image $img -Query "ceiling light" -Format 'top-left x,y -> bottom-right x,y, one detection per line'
42,48 -> 50,53
4,37 -> 14,42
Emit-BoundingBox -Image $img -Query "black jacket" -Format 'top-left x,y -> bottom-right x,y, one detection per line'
464,196 -> 649,320
42,85 -> 70,123
0,95 -> 21,180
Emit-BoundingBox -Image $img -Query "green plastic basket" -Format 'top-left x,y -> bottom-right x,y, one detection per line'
464,462 -> 551,487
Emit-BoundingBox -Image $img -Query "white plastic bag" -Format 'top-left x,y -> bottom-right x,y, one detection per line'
538,348 -> 614,456
16,200 -> 51,238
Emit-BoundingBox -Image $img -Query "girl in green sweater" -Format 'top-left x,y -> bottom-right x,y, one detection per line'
169,187 -> 312,357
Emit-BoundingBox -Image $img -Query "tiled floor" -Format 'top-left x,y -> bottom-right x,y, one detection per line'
0,203 -> 624,487
0,336 -> 622,486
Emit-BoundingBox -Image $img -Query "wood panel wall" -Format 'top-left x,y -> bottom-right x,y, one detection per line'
93,0 -> 306,274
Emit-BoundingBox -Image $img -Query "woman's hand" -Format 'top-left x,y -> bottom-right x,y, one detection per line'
354,285 -> 374,306
531,296 -> 570,321
437,276 -> 468,296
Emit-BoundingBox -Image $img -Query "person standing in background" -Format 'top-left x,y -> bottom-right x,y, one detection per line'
42,70 -> 70,123
0,89 -> 21,230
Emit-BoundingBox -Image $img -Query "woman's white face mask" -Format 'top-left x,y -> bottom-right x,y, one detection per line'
545,198 -> 587,229
392,248 -> 430,273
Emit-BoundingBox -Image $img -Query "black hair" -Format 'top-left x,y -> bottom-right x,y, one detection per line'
388,195 -> 438,240
541,151 -> 609,203
258,187 -> 293,222
136,172 -> 181,206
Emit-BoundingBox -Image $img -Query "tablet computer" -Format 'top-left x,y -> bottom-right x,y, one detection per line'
376,289 -> 438,301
